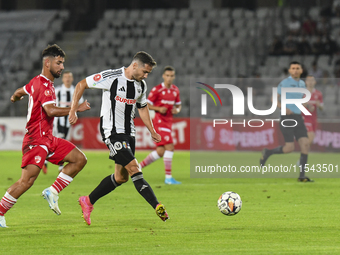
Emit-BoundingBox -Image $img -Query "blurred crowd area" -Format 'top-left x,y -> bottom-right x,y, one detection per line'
1,0 -> 340,118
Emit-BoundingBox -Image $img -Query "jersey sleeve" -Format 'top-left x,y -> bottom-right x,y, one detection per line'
319,91 -> 324,106
137,81 -> 147,108
175,87 -> 181,105
147,86 -> 158,105
23,80 -> 33,95
86,69 -> 114,90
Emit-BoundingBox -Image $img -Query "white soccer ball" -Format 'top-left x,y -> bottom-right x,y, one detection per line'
217,191 -> 242,216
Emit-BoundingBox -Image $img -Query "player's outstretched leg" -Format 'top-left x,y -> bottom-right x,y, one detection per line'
42,172 -> 74,215
297,153 -> 314,182
79,174 -> 121,225
42,147 -> 87,215
260,146 -> 283,167
78,196 -> 93,225
140,150 -> 160,169
0,192 -> 17,228
131,172 -> 169,221
0,215 -> 7,228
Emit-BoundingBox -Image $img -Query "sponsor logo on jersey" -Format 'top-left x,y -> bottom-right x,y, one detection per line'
45,90 -> 52,97
160,99 -> 175,105
35,155 -> 41,164
115,95 -> 136,105
93,74 -> 102,82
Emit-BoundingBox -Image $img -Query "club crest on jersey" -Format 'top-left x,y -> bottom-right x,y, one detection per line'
122,141 -> 130,149
44,90 -> 52,97
114,142 -> 123,150
115,95 -> 136,105
93,74 -> 102,82
35,155 -> 41,164
137,89 -> 142,93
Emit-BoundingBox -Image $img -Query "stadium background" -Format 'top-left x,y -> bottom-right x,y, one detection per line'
0,0 -> 339,152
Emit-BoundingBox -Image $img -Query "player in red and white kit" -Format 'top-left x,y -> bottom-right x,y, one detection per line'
0,45 -> 90,228
140,66 -> 182,184
303,75 -> 324,145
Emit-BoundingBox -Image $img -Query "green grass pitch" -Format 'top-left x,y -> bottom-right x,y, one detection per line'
1,150 -> 340,254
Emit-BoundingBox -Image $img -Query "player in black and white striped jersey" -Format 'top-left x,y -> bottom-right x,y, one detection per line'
42,71 -> 84,174
54,71 -> 84,139
69,51 -> 169,225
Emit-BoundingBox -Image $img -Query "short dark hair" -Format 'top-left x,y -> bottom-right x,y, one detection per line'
42,44 -> 66,58
133,51 -> 156,67
62,71 -> 72,75
163,66 -> 175,73
289,61 -> 302,68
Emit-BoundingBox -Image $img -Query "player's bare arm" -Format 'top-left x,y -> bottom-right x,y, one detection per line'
69,79 -> 89,125
44,100 -> 90,118
138,106 -> 161,143
171,105 -> 181,115
10,87 -> 26,102
147,103 -> 167,114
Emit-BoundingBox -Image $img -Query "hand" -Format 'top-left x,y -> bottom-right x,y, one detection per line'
77,100 -> 91,112
10,95 -> 23,103
171,108 -> 179,114
158,107 -> 167,114
315,100 -> 321,107
151,132 -> 161,143
69,111 -> 78,125
308,104 -> 315,112
286,108 -> 293,115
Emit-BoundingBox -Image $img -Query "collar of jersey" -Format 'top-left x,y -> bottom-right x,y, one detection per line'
122,67 -> 135,82
40,74 -> 53,83
288,76 -> 300,82
161,82 -> 172,89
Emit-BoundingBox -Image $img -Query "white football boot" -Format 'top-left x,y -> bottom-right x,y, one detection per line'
42,187 -> 61,215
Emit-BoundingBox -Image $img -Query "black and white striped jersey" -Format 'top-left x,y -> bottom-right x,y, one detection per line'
86,67 -> 147,139
54,84 -> 84,129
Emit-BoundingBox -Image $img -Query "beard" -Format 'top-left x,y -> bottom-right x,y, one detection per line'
50,69 -> 61,78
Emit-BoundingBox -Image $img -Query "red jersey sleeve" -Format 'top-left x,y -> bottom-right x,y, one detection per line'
23,80 -> 33,95
147,86 -> 159,105
175,86 -> 181,105
318,90 -> 324,106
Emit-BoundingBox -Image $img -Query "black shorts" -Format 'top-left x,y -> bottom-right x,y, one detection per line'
280,114 -> 308,143
104,134 -> 136,167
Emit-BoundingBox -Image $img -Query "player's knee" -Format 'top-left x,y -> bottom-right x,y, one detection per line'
115,175 -> 128,184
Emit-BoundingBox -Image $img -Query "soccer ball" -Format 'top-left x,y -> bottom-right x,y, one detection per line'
217,191 -> 242,216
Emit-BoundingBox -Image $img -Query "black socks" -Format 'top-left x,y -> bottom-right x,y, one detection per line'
267,146 -> 283,156
131,172 -> 159,209
89,174 -> 120,205
299,153 -> 308,178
